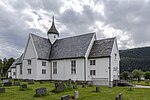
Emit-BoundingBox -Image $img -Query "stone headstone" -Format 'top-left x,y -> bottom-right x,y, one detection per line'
14,82 -> 20,86
2,79 -> 9,84
4,82 -> 12,86
55,82 -> 65,93
68,79 -> 72,87
119,93 -> 122,100
0,88 -> 5,93
20,84 -> 27,89
0,83 -> 3,87
61,95 -> 70,100
28,79 -> 34,84
115,96 -> 119,100
73,85 -> 78,89
36,88 -> 47,95
96,86 -> 100,92
74,91 -> 79,100
82,84 -> 85,88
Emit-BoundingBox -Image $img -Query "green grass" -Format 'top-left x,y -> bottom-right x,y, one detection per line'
131,80 -> 150,86
0,81 -> 150,100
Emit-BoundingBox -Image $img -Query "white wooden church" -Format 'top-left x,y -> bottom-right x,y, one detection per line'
8,17 -> 120,86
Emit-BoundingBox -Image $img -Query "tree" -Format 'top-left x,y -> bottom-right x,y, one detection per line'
132,69 -> 143,83
144,71 -> 150,80
121,71 -> 129,80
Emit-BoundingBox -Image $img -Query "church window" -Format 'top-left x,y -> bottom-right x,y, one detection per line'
27,69 -> 31,74
90,70 -> 96,75
27,60 -> 31,65
42,62 -> 46,66
42,69 -> 46,74
90,60 -> 96,65
53,62 -> 57,74
71,60 -> 76,74
20,65 -> 22,74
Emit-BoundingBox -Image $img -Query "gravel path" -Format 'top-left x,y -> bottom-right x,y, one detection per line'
134,85 -> 150,88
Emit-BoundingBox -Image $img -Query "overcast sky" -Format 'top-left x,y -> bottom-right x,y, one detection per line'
0,0 -> 150,59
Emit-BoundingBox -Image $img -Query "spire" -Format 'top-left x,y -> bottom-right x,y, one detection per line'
47,16 -> 59,36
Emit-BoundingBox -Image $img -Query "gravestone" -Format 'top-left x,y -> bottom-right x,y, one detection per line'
68,79 -> 72,87
73,84 -> 78,89
0,83 -> 3,87
36,88 -> 47,95
14,82 -> 20,86
119,93 -> 122,100
20,84 -> 27,89
55,82 -> 65,92
115,96 -> 119,100
61,95 -> 70,100
0,88 -> 5,93
82,84 -> 85,88
28,79 -> 34,84
96,86 -> 100,92
2,79 -> 9,84
4,82 -> 12,86
74,91 -> 79,100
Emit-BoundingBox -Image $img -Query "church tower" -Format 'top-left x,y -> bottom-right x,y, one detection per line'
47,16 -> 59,44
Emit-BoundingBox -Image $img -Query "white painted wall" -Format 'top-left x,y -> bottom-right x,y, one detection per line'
22,35 -> 37,79
52,59 -> 85,81
87,58 -> 109,80
16,64 -> 23,79
110,39 -> 120,81
48,34 -> 58,44
8,71 -> 11,78
36,60 -> 50,80
11,68 -> 16,79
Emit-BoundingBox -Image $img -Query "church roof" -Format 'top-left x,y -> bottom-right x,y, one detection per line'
50,33 -> 95,60
47,16 -> 59,35
31,34 -> 52,60
16,54 -> 23,65
89,37 -> 115,58
10,58 -> 19,68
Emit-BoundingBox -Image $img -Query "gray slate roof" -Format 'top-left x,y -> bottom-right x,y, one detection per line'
16,54 -> 23,65
50,33 -> 95,60
10,58 -> 19,68
31,34 -> 52,60
89,37 -> 115,58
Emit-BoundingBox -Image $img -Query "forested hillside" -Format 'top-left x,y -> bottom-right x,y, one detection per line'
120,46 -> 150,73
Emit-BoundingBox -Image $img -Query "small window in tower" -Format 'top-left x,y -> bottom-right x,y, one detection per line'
54,36 -> 56,38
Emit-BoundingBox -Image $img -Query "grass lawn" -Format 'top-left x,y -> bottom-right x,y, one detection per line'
0,80 -> 150,100
131,80 -> 150,86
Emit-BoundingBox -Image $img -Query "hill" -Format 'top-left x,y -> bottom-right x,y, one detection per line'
120,46 -> 150,73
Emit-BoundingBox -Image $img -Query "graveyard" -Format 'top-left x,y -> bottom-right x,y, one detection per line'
0,79 -> 150,100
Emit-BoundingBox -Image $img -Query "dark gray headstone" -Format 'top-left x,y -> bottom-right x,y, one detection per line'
0,88 -> 5,93
55,82 -> 65,92
4,82 -> 12,86
36,88 -> 47,95
61,95 -> 70,100
82,84 -> 85,88
0,83 -> 3,87
96,86 -> 100,92
119,93 -> 122,100
73,85 -> 78,89
14,82 -> 20,86
115,96 -> 119,100
20,84 -> 27,89
68,79 -> 72,87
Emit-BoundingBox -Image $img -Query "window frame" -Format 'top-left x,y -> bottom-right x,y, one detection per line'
27,69 -> 31,74
42,69 -> 46,74
71,60 -> 76,74
42,61 -> 46,66
90,70 -> 96,75
53,62 -> 57,74
27,60 -> 31,65
90,60 -> 96,65
20,65 -> 22,74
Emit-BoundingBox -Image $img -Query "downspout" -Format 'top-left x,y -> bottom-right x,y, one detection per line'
109,57 -> 111,87
84,57 -> 86,81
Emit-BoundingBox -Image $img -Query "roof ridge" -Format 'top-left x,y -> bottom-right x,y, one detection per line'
96,37 -> 116,41
58,32 -> 95,40
30,33 -> 48,40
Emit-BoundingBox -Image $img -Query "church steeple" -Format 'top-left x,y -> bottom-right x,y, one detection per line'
47,16 -> 59,44
47,16 -> 59,36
